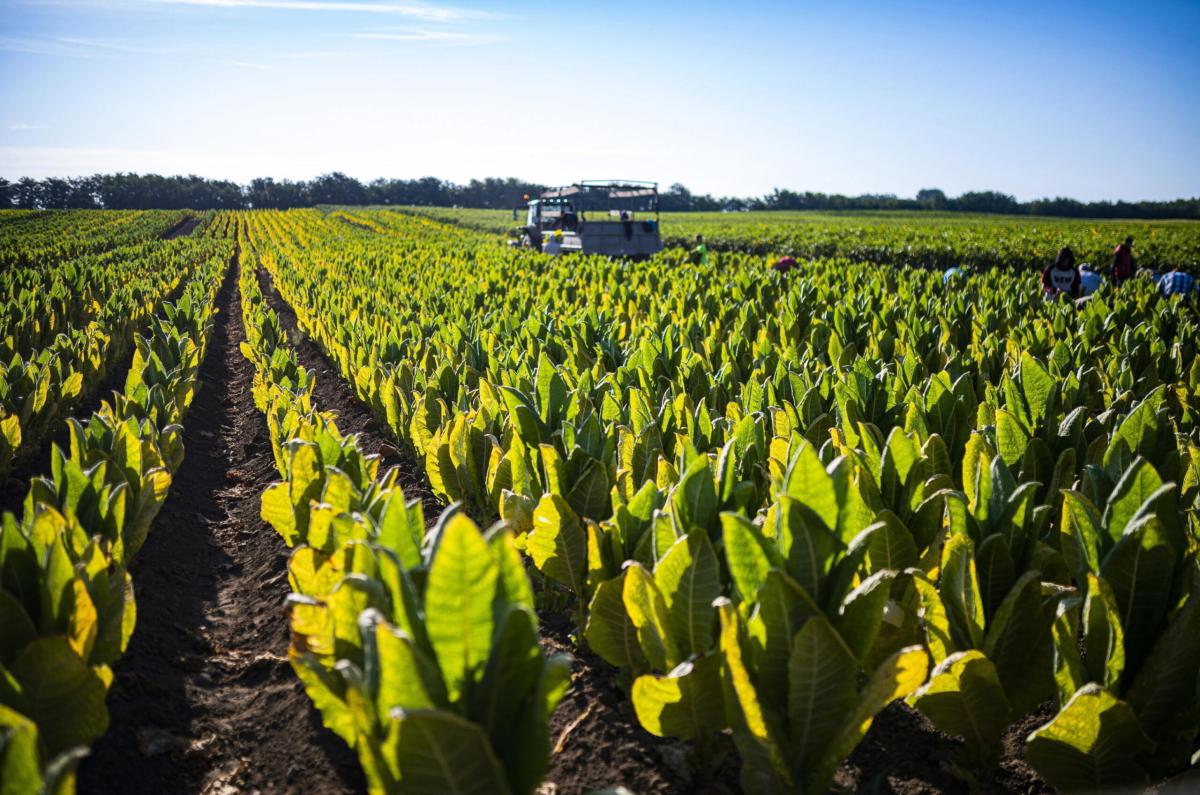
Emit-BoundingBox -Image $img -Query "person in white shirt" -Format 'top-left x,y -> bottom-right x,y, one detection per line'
1078,265 -> 1102,296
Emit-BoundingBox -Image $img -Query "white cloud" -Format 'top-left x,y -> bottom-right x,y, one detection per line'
21,0 -> 492,22
230,59 -> 270,68
54,35 -> 184,55
8,123 -> 48,130
348,28 -> 499,44
0,34 -> 184,58
279,49 -> 359,59
0,35 -> 107,57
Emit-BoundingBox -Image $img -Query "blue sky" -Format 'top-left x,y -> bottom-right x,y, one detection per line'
0,0 -> 1197,200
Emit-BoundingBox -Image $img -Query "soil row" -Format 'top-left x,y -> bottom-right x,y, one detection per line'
79,259 -> 363,794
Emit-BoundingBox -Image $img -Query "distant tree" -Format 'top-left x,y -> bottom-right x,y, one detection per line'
951,191 -> 1020,214
916,188 -> 948,210
308,172 -> 366,205
1,172 -> 1196,219
13,177 -> 42,209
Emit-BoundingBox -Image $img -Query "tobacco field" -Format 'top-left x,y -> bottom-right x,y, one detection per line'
4,206 -> 1200,794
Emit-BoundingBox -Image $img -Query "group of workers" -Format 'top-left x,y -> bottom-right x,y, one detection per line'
1038,236 -> 1195,300
650,234 -> 1192,304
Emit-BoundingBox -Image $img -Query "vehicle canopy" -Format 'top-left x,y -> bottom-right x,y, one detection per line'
527,180 -> 658,226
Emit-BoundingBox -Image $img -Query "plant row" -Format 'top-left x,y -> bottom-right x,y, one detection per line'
235,233 -> 570,795
0,249 -> 227,793
0,235 -> 230,481
0,209 -> 200,271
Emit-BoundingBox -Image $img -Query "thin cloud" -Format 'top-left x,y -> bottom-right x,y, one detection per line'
349,28 -> 500,44
0,35 -> 107,58
230,59 -> 270,68
24,0 -> 493,22
55,35 -> 184,55
9,123 -> 48,130
279,49 -> 359,59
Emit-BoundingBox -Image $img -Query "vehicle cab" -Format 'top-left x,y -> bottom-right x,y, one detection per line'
520,180 -> 662,258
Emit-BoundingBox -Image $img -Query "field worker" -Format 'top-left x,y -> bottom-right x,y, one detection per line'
1042,246 -> 1081,298
689,234 -> 710,266
1158,268 -> 1197,298
943,266 -> 965,283
1078,265 -> 1102,296
1111,236 -> 1135,284
773,255 -> 799,274
543,229 -> 563,256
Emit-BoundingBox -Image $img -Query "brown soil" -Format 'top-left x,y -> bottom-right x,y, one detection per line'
78,258 -> 364,794
838,701 -> 1053,795
539,614 -> 739,795
163,214 -> 201,239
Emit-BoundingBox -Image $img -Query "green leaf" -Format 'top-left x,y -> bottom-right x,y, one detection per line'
565,458 -> 609,521
836,570 -> 895,665
424,513 -> 498,704
913,571 -> 956,664
527,494 -> 586,596
995,408 -> 1029,469
504,653 -> 571,795
773,496 -> 838,605
1125,580 -> 1200,748
721,512 -> 777,603
909,650 -> 1012,766
0,703 -> 43,795
1051,597 -> 1087,707
1102,458 -> 1163,545
584,571 -> 646,671
940,533 -> 985,650
1025,684 -> 1153,792
622,563 -> 677,671
671,455 -> 717,535
8,636 -> 109,755
714,598 -> 792,792
983,571 -> 1055,715
781,442 -> 837,532
785,616 -> 858,775
382,709 -> 512,795
746,570 -> 822,709
1060,491 -> 1103,582
654,532 -> 721,657
631,652 -> 725,740
469,607 -> 543,752
859,510 -> 919,575
1099,516 -> 1176,664
1082,574 -> 1125,691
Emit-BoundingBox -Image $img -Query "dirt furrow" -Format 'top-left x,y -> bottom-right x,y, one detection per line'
163,214 -> 201,240
78,259 -> 363,795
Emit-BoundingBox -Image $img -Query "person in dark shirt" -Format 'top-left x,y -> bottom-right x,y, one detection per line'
773,255 -> 799,273
1112,236 -> 1135,284
1042,246 -> 1081,298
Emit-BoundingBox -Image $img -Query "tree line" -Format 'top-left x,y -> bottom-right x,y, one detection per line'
1,173 -> 1197,220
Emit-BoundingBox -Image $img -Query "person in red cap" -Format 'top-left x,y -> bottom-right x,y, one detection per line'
1111,236 -> 1135,285
772,255 -> 799,274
